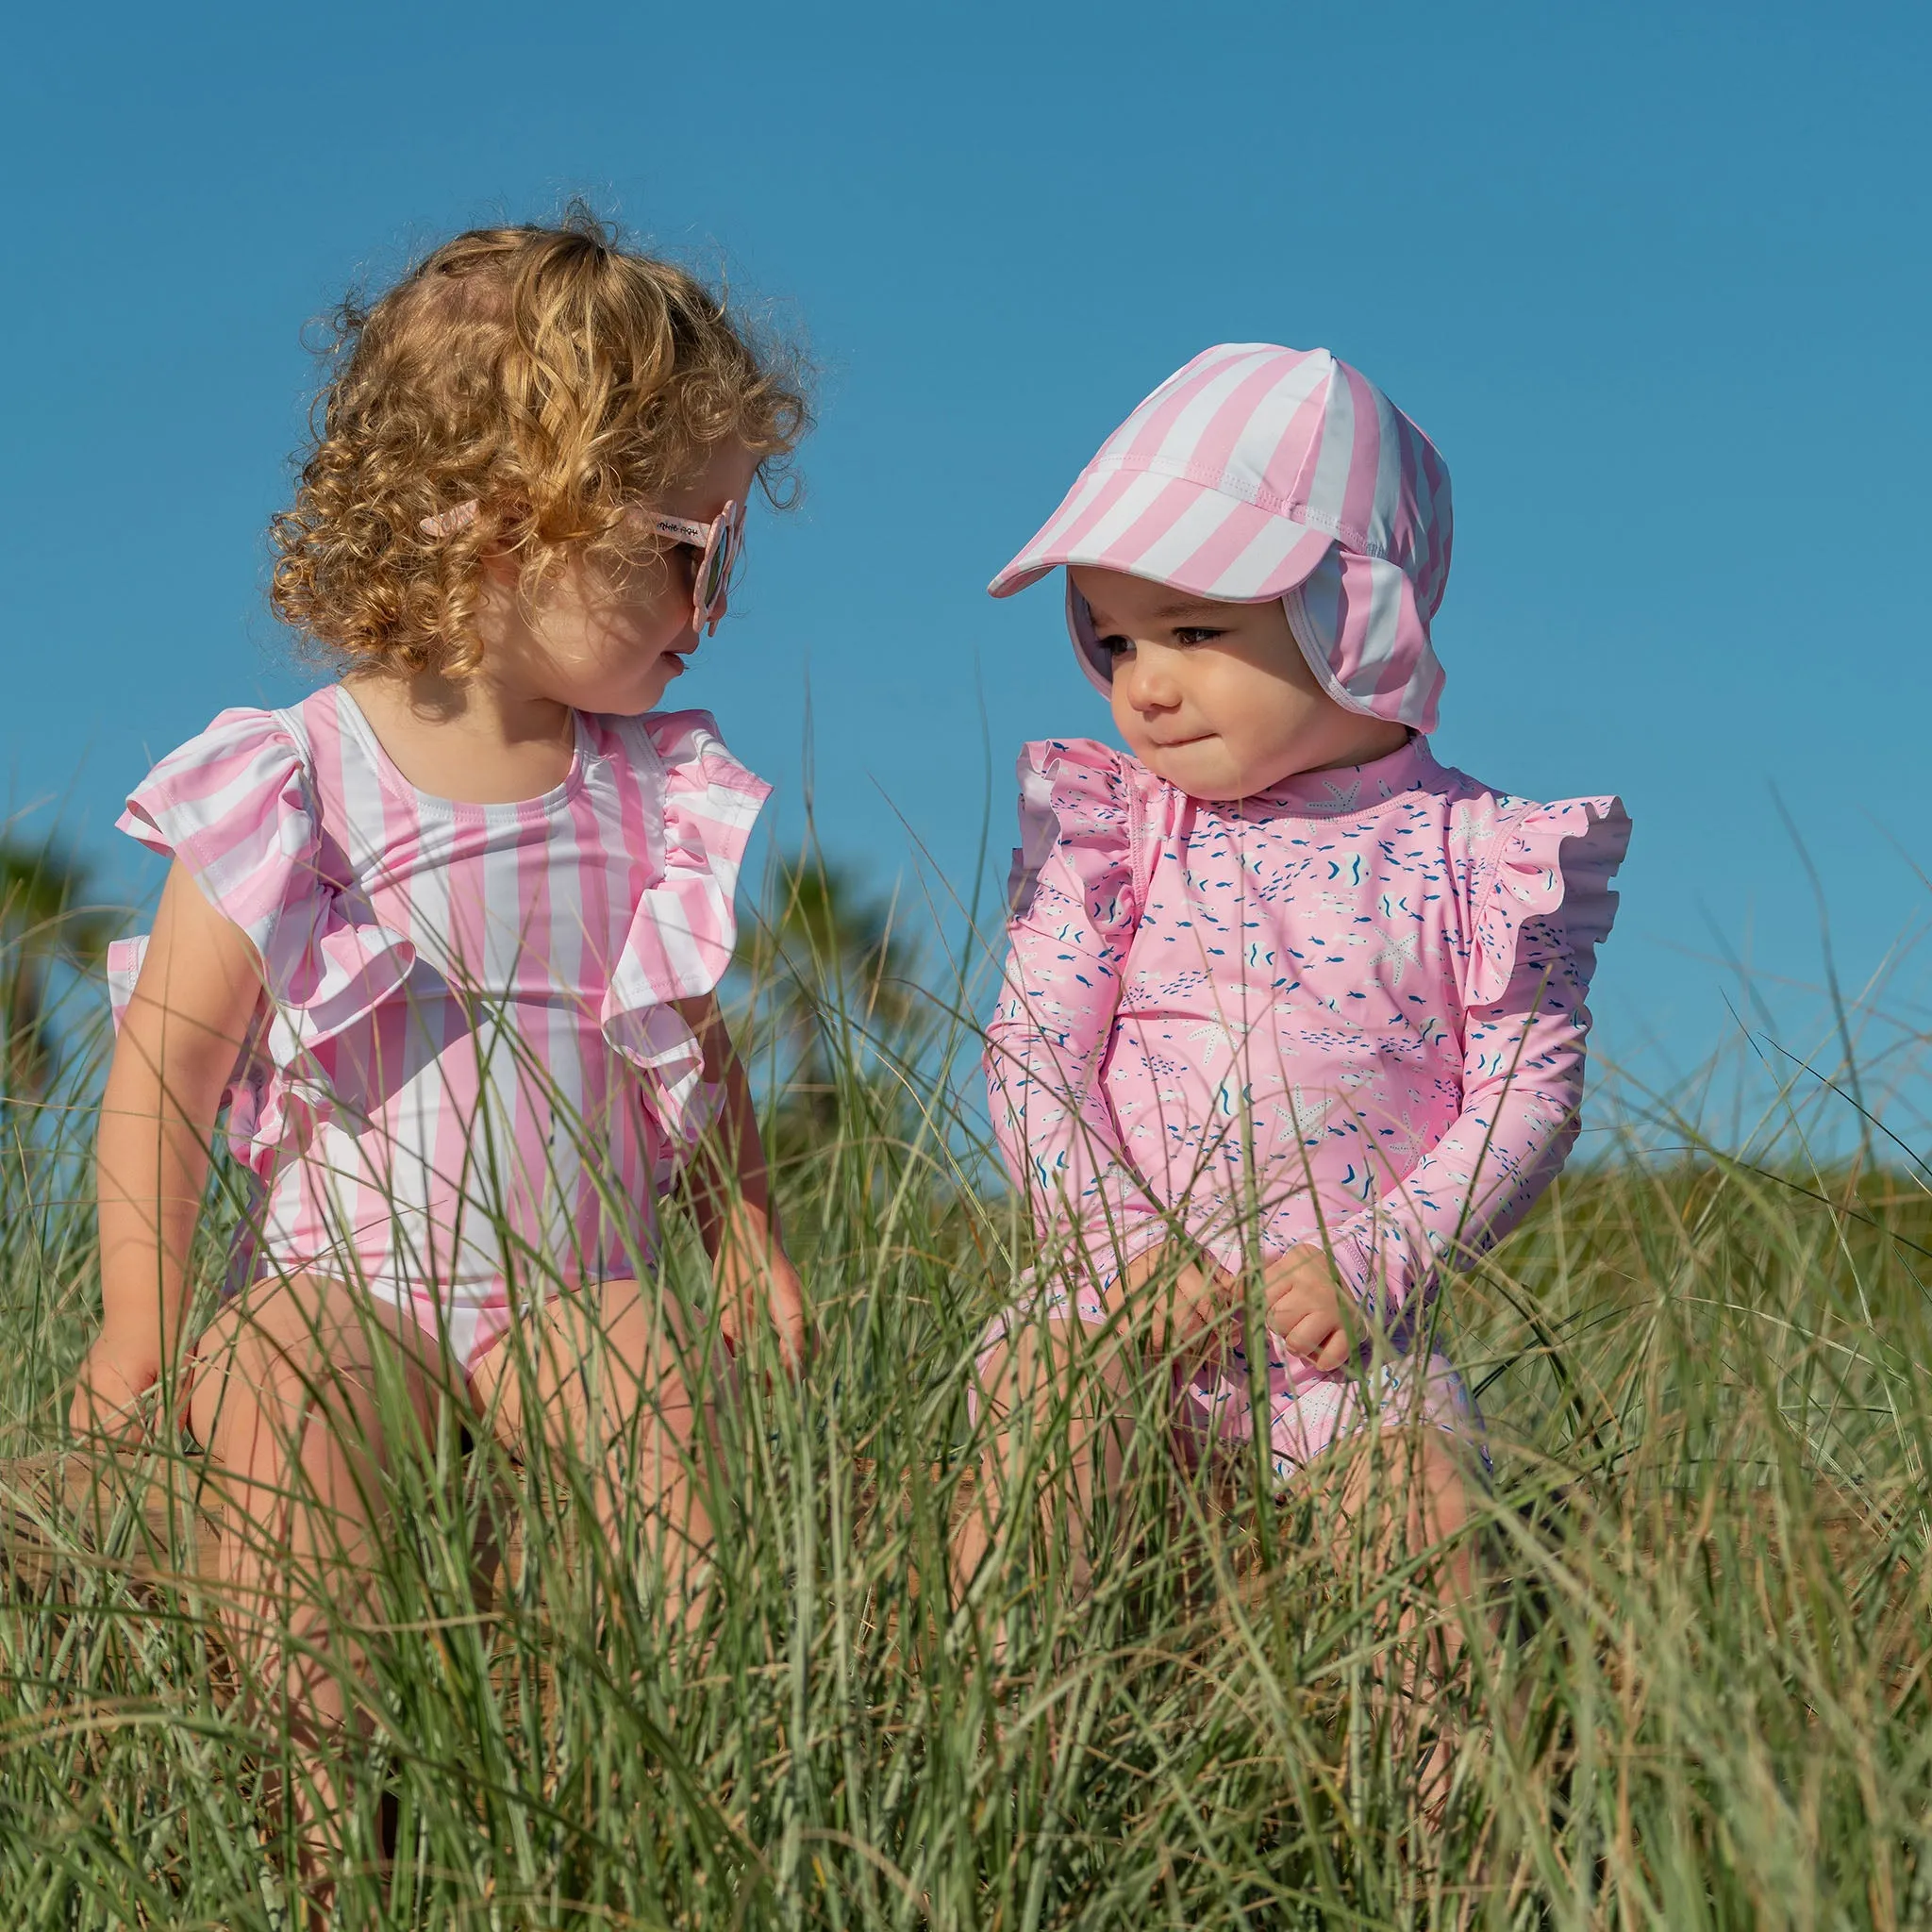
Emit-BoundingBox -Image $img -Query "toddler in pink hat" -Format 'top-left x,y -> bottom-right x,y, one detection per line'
964,343 -> 1630,1610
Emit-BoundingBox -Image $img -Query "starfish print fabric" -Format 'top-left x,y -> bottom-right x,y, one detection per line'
983,730 -> 1629,1479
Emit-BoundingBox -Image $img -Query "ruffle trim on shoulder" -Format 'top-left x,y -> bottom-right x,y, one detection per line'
1464,794 -> 1632,1007
1007,738 -> 1141,925
112,706 -> 416,1177
600,708 -> 771,1152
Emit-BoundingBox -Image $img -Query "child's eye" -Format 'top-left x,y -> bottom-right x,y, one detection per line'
1174,626 -> 1226,646
1098,633 -> 1134,658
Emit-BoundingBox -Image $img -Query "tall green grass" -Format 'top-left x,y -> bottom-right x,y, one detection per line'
2,895 -> 1930,1929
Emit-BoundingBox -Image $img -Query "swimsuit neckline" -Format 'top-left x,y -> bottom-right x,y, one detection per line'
331,685 -> 589,823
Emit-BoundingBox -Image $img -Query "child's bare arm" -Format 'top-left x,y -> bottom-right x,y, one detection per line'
671,992 -> 806,1370
75,861 -> 261,1435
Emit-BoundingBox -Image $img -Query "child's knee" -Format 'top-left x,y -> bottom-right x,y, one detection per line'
495,1290 -> 704,1487
973,1313 -> 1116,1422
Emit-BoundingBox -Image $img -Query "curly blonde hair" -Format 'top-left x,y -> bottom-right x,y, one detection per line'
269,207 -> 810,678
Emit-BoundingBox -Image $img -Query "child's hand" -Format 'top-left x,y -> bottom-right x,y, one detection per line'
69,1331 -> 164,1443
713,1209 -> 808,1374
1122,1241 -> 1236,1361
1259,1246 -> 1357,1373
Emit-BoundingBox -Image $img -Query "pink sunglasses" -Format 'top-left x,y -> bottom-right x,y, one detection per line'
419,498 -> 747,637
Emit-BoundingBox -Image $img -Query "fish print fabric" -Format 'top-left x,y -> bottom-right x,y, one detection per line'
985,730 -> 1629,1482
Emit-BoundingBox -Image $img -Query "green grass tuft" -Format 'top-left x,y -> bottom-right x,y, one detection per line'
4,926 -> 1930,1929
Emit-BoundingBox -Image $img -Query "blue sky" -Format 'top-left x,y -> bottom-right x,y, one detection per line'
4,0 -> 1928,1140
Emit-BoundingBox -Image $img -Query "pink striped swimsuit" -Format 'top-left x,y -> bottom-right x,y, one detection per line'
985,732 -> 1629,1484
108,686 -> 768,1367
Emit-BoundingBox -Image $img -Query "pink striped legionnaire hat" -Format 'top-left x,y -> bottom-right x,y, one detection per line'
988,343 -> 1454,732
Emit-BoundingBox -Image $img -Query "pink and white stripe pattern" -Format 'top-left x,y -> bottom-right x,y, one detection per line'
108,689 -> 769,1366
989,343 -> 1454,732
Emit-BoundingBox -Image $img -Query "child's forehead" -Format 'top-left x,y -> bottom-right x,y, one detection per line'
1074,569 -> 1240,624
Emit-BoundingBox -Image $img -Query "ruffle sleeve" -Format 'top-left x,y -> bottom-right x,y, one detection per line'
1007,737 -> 1141,925
1462,794 -> 1632,1008
111,707 -> 416,1176
600,709 -> 771,1151
990,739 -> 1165,1274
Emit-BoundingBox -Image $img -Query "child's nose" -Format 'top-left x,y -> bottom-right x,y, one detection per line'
1122,655 -> 1181,711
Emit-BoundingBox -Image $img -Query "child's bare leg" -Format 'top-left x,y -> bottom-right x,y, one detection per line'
954,1314 -> 1136,1605
1323,1426 -> 1479,1818
186,1274 -> 449,1904
472,1280 -> 713,1626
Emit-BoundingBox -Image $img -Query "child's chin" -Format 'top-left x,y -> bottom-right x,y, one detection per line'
1147,747 -> 1241,800
605,659 -> 683,716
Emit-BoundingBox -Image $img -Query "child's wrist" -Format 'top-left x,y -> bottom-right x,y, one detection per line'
72,1327 -> 169,1434
107,1303 -> 197,1374
89,1307 -> 172,1367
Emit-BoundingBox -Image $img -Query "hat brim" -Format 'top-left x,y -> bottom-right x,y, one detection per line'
988,462 -> 1336,605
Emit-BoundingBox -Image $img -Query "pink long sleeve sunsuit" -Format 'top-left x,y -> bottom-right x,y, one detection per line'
985,729 -> 1629,1484
108,686 -> 769,1368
